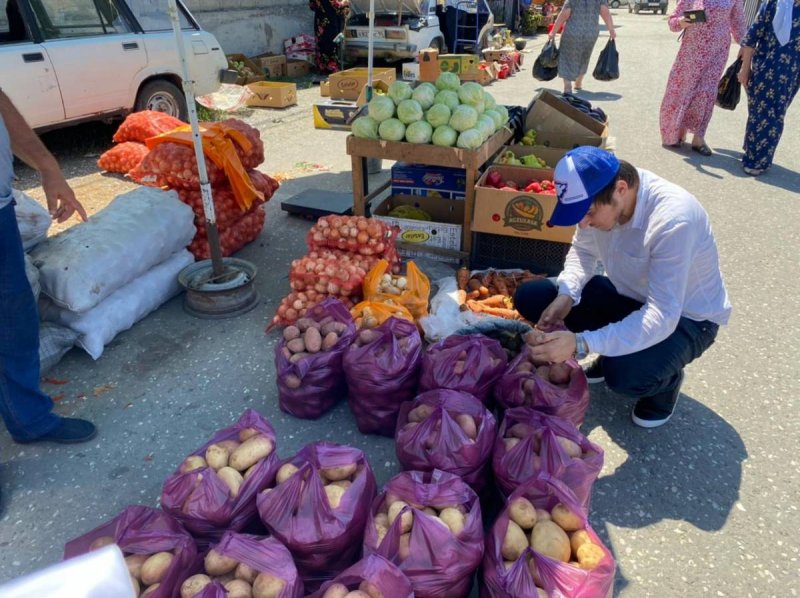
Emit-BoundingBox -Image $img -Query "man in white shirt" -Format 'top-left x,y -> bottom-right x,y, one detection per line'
515,146 -> 731,428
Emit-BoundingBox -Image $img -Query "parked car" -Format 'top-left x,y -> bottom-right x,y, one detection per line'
0,0 -> 227,131
608,0 -> 630,7
629,0 -> 668,14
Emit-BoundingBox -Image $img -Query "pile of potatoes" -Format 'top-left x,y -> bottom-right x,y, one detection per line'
282,317 -> 347,359
401,402 -> 480,448
511,350 -> 573,388
180,550 -> 286,598
89,537 -> 175,597
178,427 -> 274,502
500,497 -> 607,579
321,580 -> 386,598
501,422 -> 584,462
352,326 -> 416,353
261,460 -> 360,512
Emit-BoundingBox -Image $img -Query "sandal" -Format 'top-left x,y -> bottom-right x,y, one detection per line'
691,143 -> 713,156
743,166 -> 764,176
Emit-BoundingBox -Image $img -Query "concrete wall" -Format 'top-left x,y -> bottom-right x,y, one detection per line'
185,0 -> 314,57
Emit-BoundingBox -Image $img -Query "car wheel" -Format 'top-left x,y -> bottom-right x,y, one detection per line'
661,7 -> 667,14
610,0 -> 620,7
135,80 -> 188,121
634,6 -> 640,13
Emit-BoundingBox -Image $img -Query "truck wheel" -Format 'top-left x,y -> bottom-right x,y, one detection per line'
135,80 -> 188,121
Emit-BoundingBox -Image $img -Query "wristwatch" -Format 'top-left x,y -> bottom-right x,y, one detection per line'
574,333 -> 589,360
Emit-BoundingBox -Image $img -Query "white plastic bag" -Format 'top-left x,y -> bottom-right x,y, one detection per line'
40,250 -> 194,360
30,187 -> 195,313
13,189 -> 52,251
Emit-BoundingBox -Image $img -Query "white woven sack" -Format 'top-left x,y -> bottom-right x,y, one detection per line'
24,254 -> 40,301
13,189 -> 52,251
30,187 -> 195,313
40,250 -> 194,360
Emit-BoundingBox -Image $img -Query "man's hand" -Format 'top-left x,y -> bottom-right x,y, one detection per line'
527,330 -> 577,364
678,17 -> 693,30
41,168 -> 87,223
537,294 -> 573,331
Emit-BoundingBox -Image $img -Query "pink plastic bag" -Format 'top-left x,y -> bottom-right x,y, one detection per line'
363,470 -> 484,598
419,335 -> 508,404
190,531 -> 303,598
481,474 -> 616,598
64,505 -> 198,598
343,317 -> 423,436
492,407 -> 604,509
275,298 -> 357,419
394,389 -> 497,491
256,442 -> 377,591
494,347 -> 590,427
160,410 -> 279,542
308,554 -> 413,598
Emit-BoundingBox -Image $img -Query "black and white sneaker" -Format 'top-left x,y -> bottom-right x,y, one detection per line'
582,357 -> 605,384
631,372 -> 684,429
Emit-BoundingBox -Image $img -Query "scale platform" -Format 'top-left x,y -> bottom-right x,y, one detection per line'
281,188 -> 354,220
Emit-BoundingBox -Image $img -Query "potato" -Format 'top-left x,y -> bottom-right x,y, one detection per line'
321,463 -> 358,482
453,360 -> 466,375
205,548 -> 238,576
218,572 -> 236,585
125,554 -> 148,579
550,503 -> 583,532
388,501 -> 414,534
284,374 -> 302,389
549,362 -> 571,385
325,484 -> 346,509
359,580 -> 385,598
358,329 -> 381,345
439,507 -> 466,536
535,509 -> 551,522
181,574 -> 212,598
502,520 -> 528,561
503,437 -> 521,452
374,523 -> 389,545
217,466 -> 244,497
503,560 -> 515,571
508,496 -> 537,530
243,464 -> 260,481
180,455 -> 207,474
289,352 -> 309,363
89,535 -> 115,551
535,365 -> 551,381
535,589 -> 548,597
283,325 -> 300,341
576,542 -> 605,570
422,507 -> 437,517
555,436 -> 582,459
236,562 -> 258,584
239,427 -> 259,442
304,327 -> 322,353
507,423 -> 534,439
141,583 -> 160,597
322,583 -> 349,598
345,592 -> 371,598
408,404 -> 434,423
130,576 -> 140,596
322,331 -> 339,350
276,463 -> 299,484
295,317 -> 314,332
286,338 -> 306,354
140,552 -> 173,586
570,529 -> 592,555
398,533 -> 412,560
225,578 -> 253,598
455,413 -> 477,440
205,443 -> 230,471
218,439 -> 241,453
531,521 -> 571,562
252,572 -> 286,598
230,435 -> 274,471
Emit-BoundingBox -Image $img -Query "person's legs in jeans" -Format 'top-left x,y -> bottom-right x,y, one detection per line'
0,202 -> 61,441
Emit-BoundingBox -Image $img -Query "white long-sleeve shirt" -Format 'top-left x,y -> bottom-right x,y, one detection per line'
556,169 -> 732,357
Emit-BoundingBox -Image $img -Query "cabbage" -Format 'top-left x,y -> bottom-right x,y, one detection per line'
458,82 -> 485,105
435,72 -> 461,92
449,104 -> 479,132
476,114 -> 496,140
484,109 -> 502,130
494,104 -> 510,125
367,95 -> 396,123
463,99 -> 485,114
456,128 -> 483,149
425,103 -> 452,128
434,90 -> 460,111
378,118 -> 406,141
388,81 -> 413,104
411,85 -> 436,110
416,82 -> 437,97
484,91 -> 497,111
396,99 -> 424,124
405,120 -> 433,144
352,116 -> 379,139
432,125 -> 458,147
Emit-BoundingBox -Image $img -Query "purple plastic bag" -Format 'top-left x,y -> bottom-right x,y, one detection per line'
419,334 -> 508,404
64,505 -> 198,598
190,531 -> 303,598
160,410 -> 279,542
309,554 -> 413,598
256,442 -> 377,591
275,298 -> 357,419
363,470 -> 484,598
494,348 -> 590,427
481,474 -> 616,598
343,317 -> 423,436
394,389 -> 497,491
492,407 -> 604,509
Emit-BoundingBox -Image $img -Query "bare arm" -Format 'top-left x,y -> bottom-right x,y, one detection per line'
0,90 -> 86,222
549,7 -> 572,39
599,5 -> 616,39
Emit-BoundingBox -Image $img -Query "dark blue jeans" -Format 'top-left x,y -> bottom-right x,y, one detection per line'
0,201 -> 60,441
514,276 -> 719,398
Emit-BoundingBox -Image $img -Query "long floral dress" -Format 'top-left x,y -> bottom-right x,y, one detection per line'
659,0 -> 747,145
559,0 -> 608,81
310,0 -> 349,74
741,0 -> 800,170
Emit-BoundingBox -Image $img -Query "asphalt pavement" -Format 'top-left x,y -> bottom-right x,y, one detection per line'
1,8 -> 799,596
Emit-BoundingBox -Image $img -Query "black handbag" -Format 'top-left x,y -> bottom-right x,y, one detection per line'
592,39 -> 619,81
716,58 -> 742,110
538,39 -> 560,69
533,55 -> 558,81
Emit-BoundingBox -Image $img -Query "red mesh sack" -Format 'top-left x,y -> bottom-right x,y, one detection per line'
289,250 -> 381,301
271,292 -> 359,327
97,141 -> 149,174
307,215 -> 400,261
113,110 -> 185,143
189,207 -> 265,260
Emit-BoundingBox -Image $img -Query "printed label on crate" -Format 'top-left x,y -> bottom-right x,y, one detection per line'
400,229 -> 432,243
503,196 -> 545,232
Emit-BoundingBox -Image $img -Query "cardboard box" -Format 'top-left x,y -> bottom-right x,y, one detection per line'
246,81 -> 297,108
495,145 -> 567,170
418,48 -> 440,82
328,67 -> 397,101
391,162 -> 467,200
253,53 -> 287,78
313,99 -> 360,130
461,63 -> 494,85
473,164 -> 575,244
401,62 -> 419,81
355,80 -> 390,106
373,195 -> 464,263
226,54 -> 265,84
482,48 -> 513,62
525,90 -> 609,149
320,80 -> 331,97
286,59 -> 311,78
438,54 -> 479,76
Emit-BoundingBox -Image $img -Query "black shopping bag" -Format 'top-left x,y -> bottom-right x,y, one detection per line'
592,39 -> 619,81
533,55 -> 558,81
716,58 -> 742,110
538,39 -> 559,69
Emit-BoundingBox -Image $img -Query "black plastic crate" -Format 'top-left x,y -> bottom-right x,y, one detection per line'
470,232 -> 571,276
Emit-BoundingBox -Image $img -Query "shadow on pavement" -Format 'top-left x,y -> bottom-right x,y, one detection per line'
696,148 -> 800,194
573,90 -> 623,101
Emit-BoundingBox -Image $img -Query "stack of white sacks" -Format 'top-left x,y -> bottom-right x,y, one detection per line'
29,187 -> 196,361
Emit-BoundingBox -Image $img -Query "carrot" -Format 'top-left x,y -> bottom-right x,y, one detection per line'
480,294 -> 508,308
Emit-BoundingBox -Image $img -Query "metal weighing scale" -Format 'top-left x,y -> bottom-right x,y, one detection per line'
280,189 -> 355,220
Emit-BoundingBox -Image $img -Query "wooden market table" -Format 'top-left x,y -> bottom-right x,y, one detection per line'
346,126 -> 515,258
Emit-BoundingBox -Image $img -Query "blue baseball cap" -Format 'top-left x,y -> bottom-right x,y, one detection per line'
548,147 -> 620,227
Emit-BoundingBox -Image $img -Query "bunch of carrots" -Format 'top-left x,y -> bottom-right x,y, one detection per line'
455,268 -> 546,319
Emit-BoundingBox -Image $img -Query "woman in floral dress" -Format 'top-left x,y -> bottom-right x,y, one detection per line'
659,0 -> 746,155
737,0 -> 800,175
310,0 -> 350,74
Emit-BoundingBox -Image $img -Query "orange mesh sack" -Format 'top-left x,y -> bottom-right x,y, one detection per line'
97,142 -> 149,174
350,300 -> 414,329
188,207 -> 266,260
363,260 -> 430,320
112,110 -> 185,143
